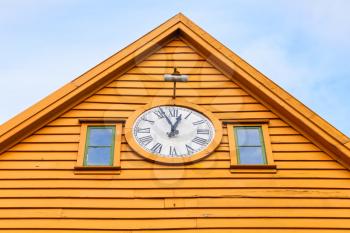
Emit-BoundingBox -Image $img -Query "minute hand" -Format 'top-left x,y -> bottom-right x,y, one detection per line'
159,107 -> 173,127
169,114 -> 182,137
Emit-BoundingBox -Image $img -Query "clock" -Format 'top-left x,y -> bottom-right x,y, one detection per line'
125,100 -> 222,164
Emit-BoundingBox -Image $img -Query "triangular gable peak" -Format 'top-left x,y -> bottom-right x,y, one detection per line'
1,13 -> 350,168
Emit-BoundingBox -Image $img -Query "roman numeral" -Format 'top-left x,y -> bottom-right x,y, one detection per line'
169,146 -> 177,156
192,137 -> 208,146
193,120 -> 205,125
184,111 -> 192,119
136,127 -> 150,134
153,109 -> 165,119
197,129 -> 209,134
151,143 -> 163,154
141,116 -> 154,124
138,135 -> 153,146
168,108 -> 179,117
185,144 -> 195,154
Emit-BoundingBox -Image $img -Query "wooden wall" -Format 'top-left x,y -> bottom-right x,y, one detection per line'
1,38 -> 350,232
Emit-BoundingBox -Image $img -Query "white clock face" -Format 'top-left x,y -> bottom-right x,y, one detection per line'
132,105 -> 215,158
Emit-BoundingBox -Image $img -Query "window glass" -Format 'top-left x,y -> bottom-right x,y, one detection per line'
238,147 -> 265,164
86,147 -> 113,165
84,126 -> 115,166
235,127 -> 266,164
89,128 -> 114,146
236,127 -> 261,146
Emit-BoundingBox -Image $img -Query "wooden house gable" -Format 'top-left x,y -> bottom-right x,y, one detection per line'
1,36 -> 345,173
0,13 -> 350,231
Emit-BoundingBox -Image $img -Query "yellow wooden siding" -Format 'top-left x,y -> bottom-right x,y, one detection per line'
0,38 -> 350,232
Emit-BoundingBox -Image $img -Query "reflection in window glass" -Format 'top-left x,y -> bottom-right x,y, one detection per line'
84,126 -> 115,166
235,127 -> 266,164
89,128 -> 114,146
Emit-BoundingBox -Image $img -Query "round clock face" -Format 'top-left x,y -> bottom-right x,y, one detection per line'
132,105 -> 215,158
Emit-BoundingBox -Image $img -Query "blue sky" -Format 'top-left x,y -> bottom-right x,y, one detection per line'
1,0 -> 349,137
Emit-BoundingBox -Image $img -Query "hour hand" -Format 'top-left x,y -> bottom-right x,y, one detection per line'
168,114 -> 182,137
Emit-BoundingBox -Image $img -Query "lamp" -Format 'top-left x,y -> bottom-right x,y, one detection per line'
163,67 -> 188,99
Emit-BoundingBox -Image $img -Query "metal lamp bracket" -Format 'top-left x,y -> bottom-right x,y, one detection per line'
163,67 -> 188,99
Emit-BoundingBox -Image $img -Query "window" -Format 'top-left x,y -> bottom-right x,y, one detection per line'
235,126 -> 266,164
75,121 -> 122,174
227,122 -> 276,173
84,126 -> 115,166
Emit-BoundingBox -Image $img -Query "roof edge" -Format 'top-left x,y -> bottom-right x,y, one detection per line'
0,13 -> 183,152
175,15 -> 350,168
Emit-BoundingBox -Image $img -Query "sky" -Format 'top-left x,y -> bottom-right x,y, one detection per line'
0,0 -> 349,137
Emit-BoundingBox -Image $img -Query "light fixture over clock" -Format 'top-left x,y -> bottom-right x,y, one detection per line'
163,67 -> 188,99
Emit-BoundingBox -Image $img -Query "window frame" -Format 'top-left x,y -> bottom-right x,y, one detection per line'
234,126 -> 267,165
227,122 -> 276,173
83,125 -> 116,166
75,121 -> 122,174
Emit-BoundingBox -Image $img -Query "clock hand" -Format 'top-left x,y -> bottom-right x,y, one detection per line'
159,107 -> 175,138
169,114 -> 182,137
159,107 -> 173,127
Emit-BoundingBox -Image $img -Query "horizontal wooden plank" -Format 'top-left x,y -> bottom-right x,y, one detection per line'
146,53 -> 204,60
60,110 -> 133,118
196,218 -> 350,229
0,217 -> 349,230
138,60 -> 213,68
270,135 -> 309,143
22,135 -> 80,143
106,81 -> 238,89
73,103 -> 143,111
273,152 -> 333,161
272,143 -> 321,152
155,46 -> 195,53
0,197 -> 349,209
165,40 -> 188,46
9,143 -> 79,152
203,103 -> 268,112
85,95 -> 259,104
121,151 -> 229,161
0,179 -> 348,189
215,112 -> 277,120
0,187 -> 350,199
268,120 -> 288,127
0,169 -> 348,179
72,103 -> 267,112
60,110 -> 276,120
119,160 -> 343,170
117,74 -> 230,81
0,152 -> 77,161
164,197 -> 350,209
35,126 -> 81,135
0,198 -> 164,208
46,120 -> 83,127
0,229 -> 348,233
269,127 -> 299,135
276,161 -> 343,169
221,133 -> 310,144
3,208 -> 350,219
95,87 -> 248,96
127,67 -> 221,75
